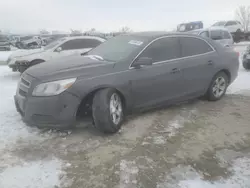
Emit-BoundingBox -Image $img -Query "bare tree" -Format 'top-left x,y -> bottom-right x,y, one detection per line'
236,6 -> 250,32
120,26 -> 132,33
39,29 -> 50,35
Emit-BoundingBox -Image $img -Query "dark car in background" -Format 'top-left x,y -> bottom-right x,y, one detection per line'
243,45 -> 250,70
15,32 -> 239,134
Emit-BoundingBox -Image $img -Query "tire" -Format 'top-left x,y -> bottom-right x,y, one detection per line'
92,88 -> 124,133
206,72 -> 229,101
243,60 -> 250,70
236,29 -> 241,33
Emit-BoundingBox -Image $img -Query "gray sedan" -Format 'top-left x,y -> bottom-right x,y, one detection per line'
15,32 -> 239,133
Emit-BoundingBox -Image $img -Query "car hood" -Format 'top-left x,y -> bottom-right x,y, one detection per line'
10,48 -> 44,58
26,55 -> 115,81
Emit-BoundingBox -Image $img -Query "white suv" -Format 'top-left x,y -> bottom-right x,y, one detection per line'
212,21 -> 243,33
8,36 -> 105,73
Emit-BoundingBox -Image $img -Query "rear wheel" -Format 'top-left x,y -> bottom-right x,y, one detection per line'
92,88 -> 124,133
206,72 -> 229,101
243,60 -> 250,70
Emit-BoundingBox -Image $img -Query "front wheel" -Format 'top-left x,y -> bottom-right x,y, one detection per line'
92,88 -> 124,133
206,72 -> 229,101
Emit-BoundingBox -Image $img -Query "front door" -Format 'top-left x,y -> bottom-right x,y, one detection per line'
130,37 -> 185,108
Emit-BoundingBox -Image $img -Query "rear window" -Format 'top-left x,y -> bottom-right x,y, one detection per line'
222,31 -> 231,39
210,30 -> 223,40
180,37 -> 213,57
200,31 -> 209,38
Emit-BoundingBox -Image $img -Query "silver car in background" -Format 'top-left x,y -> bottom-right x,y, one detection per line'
189,27 -> 234,47
8,36 -> 106,73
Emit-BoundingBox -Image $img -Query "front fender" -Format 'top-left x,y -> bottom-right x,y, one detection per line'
69,78 -> 133,111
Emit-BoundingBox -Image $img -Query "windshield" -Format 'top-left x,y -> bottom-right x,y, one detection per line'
212,21 -> 226,26
43,38 -> 66,50
88,35 -> 146,62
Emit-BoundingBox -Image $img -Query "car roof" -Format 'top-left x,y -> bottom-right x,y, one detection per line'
125,31 -> 206,40
63,36 -> 106,42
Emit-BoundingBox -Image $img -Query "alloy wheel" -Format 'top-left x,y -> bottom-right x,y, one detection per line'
109,93 -> 122,125
212,77 -> 226,98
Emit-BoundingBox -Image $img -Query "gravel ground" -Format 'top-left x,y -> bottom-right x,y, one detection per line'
0,44 -> 250,188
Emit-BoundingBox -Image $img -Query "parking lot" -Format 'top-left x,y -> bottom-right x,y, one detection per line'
0,44 -> 250,188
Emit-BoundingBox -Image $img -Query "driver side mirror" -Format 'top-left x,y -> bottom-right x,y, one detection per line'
55,47 -> 62,52
132,57 -> 153,68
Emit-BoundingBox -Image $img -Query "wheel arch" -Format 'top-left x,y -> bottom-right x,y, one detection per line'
76,86 -> 127,118
218,69 -> 231,84
30,59 -> 45,65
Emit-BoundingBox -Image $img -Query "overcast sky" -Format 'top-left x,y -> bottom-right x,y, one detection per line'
0,0 -> 249,33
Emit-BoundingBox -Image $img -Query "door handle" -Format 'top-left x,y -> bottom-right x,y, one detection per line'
171,68 -> 181,74
207,60 -> 213,65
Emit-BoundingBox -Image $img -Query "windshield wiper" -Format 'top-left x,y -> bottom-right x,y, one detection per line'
85,55 -> 104,61
91,55 -> 104,61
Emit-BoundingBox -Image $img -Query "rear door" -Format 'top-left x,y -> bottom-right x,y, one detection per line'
130,37 -> 185,108
179,36 -> 217,95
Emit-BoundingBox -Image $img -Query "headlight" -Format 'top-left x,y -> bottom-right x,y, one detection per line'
32,78 -> 76,96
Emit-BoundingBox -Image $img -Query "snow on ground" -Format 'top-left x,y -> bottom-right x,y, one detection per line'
0,51 -> 13,64
157,155 -> 250,188
0,43 -> 249,187
0,158 -> 64,188
0,66 -> 66,188
227,46 -> 250,96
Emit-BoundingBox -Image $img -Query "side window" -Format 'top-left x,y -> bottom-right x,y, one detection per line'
222,31 -> 231,39
77,39 -> 102,48
180,37 -> 213,57
60,39 -> 102,50
200,31 -> 209,38
226,21 -> 236,26
210,30 -> 223,40
139,37 -> 181,62
60,39 -> 79,50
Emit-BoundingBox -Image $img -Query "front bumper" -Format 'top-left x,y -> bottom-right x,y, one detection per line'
14,91 -> 81,128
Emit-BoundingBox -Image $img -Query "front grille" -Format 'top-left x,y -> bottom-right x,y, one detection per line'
21,78 -> 30,87
18,73 -> 32,97
19,88 -> 27,97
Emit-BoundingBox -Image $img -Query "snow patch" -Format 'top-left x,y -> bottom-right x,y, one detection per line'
162,109 -> 196,138
0,51 -> 13,62
153,135 -> 166,144
0,158 -> 65,188
157,157 -> 250,188
227,46 -> 250,96
119,160 -> 139,188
